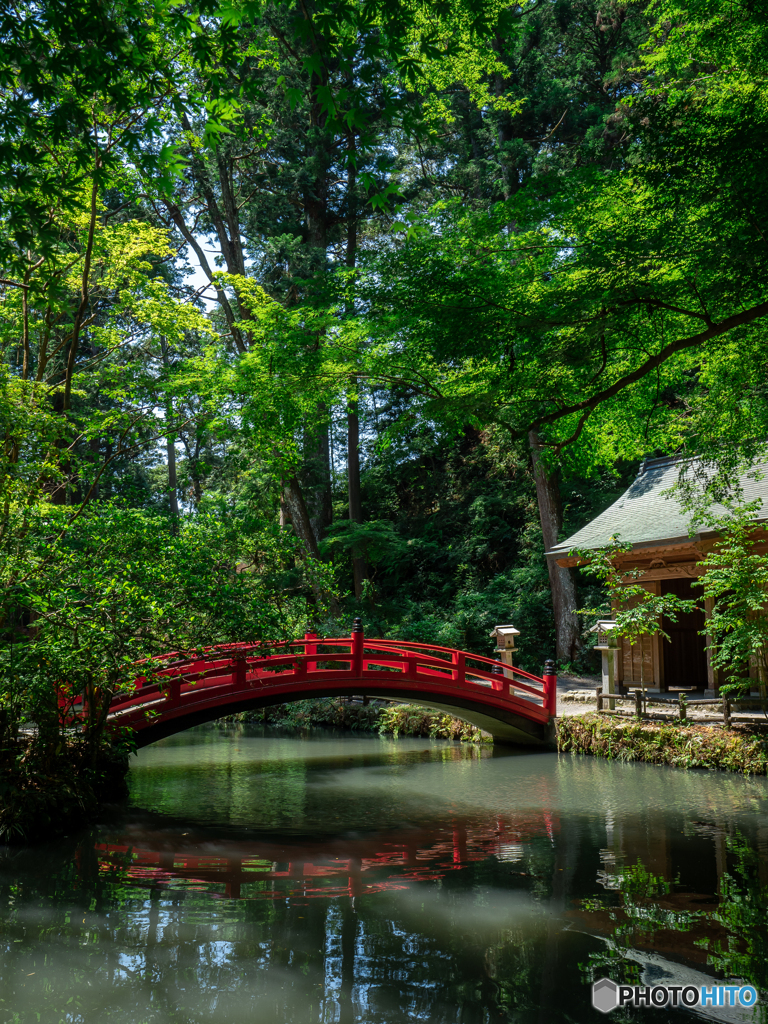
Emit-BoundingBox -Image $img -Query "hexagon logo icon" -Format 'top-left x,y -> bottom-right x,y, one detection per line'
592,978 -> 619,1014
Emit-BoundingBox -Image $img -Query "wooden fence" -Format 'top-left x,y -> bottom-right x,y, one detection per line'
595,688 -> 768,727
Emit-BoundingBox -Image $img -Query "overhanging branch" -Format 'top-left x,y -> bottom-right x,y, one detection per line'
527,298 -> 768,443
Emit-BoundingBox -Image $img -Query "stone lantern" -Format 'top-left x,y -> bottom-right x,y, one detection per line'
491,624 -> 520,694
590,619 -> 619,710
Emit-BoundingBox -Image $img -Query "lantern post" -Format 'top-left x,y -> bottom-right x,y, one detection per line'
491,624 -> 520,695
590,620 -> 619,711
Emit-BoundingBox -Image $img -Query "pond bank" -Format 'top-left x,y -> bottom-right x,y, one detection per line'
226,699 -> 768,773
557,713 -> 768,774
223,697 -> 491,742
0,739 -> 129,844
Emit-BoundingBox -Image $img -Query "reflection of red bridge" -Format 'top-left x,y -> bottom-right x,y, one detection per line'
95,813 -> 559,900
105,622 -> 556,747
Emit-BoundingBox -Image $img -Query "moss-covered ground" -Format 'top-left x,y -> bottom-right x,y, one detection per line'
556,713 -> 768,774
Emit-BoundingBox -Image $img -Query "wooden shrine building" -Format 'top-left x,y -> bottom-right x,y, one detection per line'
548,456 -> 768,695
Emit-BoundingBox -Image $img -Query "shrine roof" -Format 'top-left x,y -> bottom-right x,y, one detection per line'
548,456 -> 768,558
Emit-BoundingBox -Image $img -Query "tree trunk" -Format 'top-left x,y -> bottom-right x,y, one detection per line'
304,58 -> 330,259
297,65 -> 335,547
282,474 -> 340,615
347,393 -> 367,600
529,430 -> 581,663
163,198 -> 246,353
162,339 -> 179,532
279,493 -> 289,528
172,116 -> 249,352
167,430 -> 179,527
345,134 -> 368,601
304,409 -> 333,543
282,475 -> 321,560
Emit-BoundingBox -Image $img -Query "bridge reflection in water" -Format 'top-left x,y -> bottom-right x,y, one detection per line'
3,737 -> 768,1024
94,812 -> 559,901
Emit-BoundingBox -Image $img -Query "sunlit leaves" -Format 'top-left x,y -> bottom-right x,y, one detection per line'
695,501 -> 768,692
1,500 -> 331,739
349,0 -> 768,476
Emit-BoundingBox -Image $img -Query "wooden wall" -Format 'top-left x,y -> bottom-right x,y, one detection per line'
620,636 -> 655,687
615,580 -> 665,689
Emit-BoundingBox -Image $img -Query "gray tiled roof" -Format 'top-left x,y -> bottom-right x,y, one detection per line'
549,456 -> 768,556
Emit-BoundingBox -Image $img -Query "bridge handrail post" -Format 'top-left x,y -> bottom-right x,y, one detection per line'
234,657 -> 246,688
352,617 -> 364,678
167,675 -> 181,705
543,659 -> 557,718
451,650 -> 465,684
305,632 -> 317,673
491,664 -> 504,691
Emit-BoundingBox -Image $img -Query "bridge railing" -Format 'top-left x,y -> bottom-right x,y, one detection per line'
106,622 -> 557,722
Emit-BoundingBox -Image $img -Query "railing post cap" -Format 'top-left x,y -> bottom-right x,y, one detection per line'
352,617 -> 363,633
544,659 -> 556,676
491,663 -> 504,675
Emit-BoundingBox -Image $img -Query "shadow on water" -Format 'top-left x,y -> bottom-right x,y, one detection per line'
1,724 -> 767,1023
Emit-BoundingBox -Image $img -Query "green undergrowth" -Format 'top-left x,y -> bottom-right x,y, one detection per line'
224,698 -> 490,742
377,704 -> 490,742
224,698 -> 381,732
0,740 -> 130,844
557,714 -> 768,774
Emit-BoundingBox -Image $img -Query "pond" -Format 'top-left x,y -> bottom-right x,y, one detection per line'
1,725 -> 767,1023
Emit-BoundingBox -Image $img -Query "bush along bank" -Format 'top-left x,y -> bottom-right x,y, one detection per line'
223,698 -> 491,743
0,738 -> 130,845
556,713 -> 768,775
377,704 -> 490,742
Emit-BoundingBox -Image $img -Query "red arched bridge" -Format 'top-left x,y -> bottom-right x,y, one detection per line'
105,622 -> 557,747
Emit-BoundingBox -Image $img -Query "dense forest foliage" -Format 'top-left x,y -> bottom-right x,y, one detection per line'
2,0 -> 767,769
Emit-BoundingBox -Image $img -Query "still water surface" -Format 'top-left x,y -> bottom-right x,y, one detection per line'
2,726 -> 768,1024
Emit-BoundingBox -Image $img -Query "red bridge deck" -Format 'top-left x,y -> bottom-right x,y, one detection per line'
103,624 -> 557,747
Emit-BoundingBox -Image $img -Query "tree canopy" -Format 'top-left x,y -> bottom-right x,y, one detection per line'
2,0 -> 767,754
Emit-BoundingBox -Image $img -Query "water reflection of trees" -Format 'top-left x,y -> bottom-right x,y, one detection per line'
0,820 -> 564,1023
707,836 -> 768,1003
1,800 -> 767,1023
578,834 -> 768,1022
